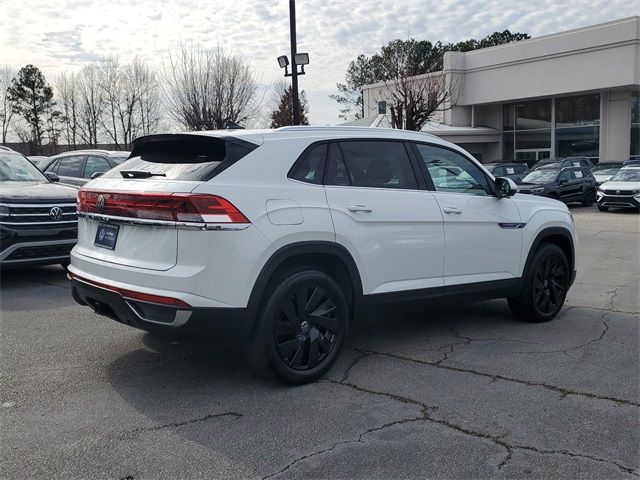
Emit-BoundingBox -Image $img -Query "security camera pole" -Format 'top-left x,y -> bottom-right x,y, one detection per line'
289,0 -> 300,125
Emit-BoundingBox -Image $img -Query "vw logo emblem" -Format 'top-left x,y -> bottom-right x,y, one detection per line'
96,195 -> 105,212
616,190 -> 621,195
49,206 -> 63,221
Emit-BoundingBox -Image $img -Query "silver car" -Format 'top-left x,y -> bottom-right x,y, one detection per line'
42,150 -> 130,186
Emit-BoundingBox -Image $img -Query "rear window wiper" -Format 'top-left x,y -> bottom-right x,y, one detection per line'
120,170 -> 167,179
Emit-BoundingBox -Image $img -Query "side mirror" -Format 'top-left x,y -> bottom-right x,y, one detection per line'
495,177 -> 518,199
558,178 -> 568,185
45,172 -> 59,182
91,171 -> 105,179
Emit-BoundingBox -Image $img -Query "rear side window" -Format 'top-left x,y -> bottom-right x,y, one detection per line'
334,141 -> 418,190
289,143 -> 327,184
57,156 -> 85,177
84,156 -> 112,178
104,135 -> 258,181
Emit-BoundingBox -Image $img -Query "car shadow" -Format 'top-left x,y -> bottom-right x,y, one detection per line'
104,299 -> 517,463
0,265 -> 72,310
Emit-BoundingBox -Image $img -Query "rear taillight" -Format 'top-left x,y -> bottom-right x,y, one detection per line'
77,190 -> 249,224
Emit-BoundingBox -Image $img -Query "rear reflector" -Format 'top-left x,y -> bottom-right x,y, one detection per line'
77,190 -> 249,224
69,272 -> 191,308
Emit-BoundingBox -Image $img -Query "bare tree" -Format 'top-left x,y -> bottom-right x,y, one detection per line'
76,63 -> 104,147
1,66 -> 15,144
163,43 -> 260,130
56,71 -> 80,148
381,72 -> 461,131
132,57 -> 163,137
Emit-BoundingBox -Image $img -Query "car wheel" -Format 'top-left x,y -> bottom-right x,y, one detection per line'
597,205 -> 609,212
582,189 -> 596,207
508,243 -> 569,323
246,269 -> 349,384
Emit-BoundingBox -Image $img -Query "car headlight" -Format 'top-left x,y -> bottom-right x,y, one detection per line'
530,186 -> 545,194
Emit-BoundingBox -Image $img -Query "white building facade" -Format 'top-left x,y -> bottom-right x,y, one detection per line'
354,17 -> 640,164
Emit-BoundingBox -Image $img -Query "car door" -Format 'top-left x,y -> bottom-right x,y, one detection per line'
323,140 -> 445,296
55,155 -> 86,186
556,169 -> 574,200
83,155 -> 113,183
412,142 -> 523,285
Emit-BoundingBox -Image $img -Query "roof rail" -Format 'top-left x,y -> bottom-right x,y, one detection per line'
275,125 -> 437,137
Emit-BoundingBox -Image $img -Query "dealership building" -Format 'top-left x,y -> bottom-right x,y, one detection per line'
348,16 -> 639,164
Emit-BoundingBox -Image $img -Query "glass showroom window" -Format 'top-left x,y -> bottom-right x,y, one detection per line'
555,94 -> 600,161
631,92 -> 639,160
502,103 -> 514,159
512,99 -> 552,163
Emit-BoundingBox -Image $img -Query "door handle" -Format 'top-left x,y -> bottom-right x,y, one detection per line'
442,206 -> 462,215
348,205 -> 372,213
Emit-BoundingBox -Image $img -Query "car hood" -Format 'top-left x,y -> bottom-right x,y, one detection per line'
0,181 -> 78,203
599,181 -> 640,190
593,174 -> 613,182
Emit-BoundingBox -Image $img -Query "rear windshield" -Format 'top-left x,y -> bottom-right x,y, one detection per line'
103,135 -> 258,181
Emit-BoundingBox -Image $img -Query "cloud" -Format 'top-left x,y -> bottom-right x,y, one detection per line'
1,0 -> 638,124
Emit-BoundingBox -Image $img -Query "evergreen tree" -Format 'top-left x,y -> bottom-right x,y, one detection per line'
8,65 -> 56,149
270,85 -> 309,128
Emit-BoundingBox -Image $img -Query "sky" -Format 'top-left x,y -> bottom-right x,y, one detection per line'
1,0 -> 638,125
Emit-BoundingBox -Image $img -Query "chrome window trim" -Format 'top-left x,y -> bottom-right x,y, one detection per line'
77,212 -> 250,231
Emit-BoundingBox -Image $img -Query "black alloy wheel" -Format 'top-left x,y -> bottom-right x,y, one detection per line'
508,243 -> 569,323
582,189 -> 596,207
274,284 -> 340,370
532,255 -> 566,315
246,269 -> 349,384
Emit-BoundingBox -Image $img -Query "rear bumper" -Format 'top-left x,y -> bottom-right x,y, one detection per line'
70,275 -> 247,342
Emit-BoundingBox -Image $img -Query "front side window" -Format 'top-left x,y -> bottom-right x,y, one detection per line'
84,156 -> 112,179
333,141 -> 418,190
414,144 -> 490,195
289,143 -> 327,184
558,170 -> 571,182
57,156 -> 85,177
570,168 -> 585,180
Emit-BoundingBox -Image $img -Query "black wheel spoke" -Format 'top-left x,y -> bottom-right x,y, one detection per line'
295,287 -> 308,317
282,296 -> 298,327
290,343 -> 306,368
277,336 -> 303,359
307,330 -> 321,369
308,313 -> 338,333
306,286 -> 327,314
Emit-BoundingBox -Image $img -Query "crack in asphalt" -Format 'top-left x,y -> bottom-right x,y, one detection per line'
129,411 -> 242,433
263,380 -> 638,479
345,346 -> 640,407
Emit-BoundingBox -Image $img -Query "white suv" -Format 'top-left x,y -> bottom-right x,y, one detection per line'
69,127 -> 577,383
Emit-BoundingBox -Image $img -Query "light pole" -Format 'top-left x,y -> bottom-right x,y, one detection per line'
277,0 -> 309,126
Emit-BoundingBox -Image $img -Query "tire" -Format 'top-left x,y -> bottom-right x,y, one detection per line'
508,243 -> 569,323
245,269 -> 349,384
597,205 -> 609,212
582,189 -> 596,207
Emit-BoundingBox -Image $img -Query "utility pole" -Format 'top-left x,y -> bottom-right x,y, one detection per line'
289,0 -> 300,125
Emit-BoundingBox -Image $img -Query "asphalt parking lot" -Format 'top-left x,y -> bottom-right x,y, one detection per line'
1,206 -> 638,479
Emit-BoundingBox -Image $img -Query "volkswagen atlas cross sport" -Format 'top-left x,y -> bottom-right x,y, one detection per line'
69,127 -> 577,384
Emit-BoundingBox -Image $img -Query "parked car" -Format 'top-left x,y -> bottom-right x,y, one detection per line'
42,150 -> 130,186
0,149 -> 78,267
27,156 -> 49,169
484,162 -> 529,183
596,166 -> 640,211
531,156 -> 593,171
517,166 -> 597,206
69,127 -> 577,384
590,163 -> 623,185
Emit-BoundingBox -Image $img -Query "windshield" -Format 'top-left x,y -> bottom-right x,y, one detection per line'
610,169 -> 640,182
522,169 -> 559,184
591,166 -> 620,175
0,152 -> 49,182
